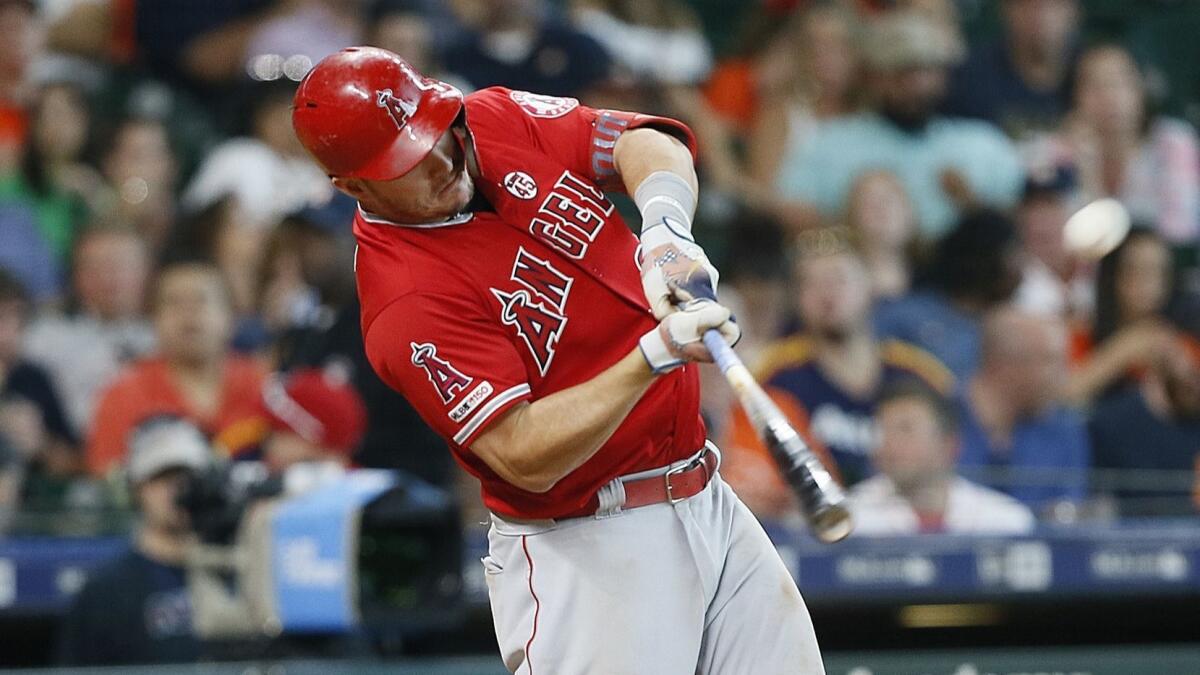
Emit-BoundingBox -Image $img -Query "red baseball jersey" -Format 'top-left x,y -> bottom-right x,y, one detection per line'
356,87 -> 706,519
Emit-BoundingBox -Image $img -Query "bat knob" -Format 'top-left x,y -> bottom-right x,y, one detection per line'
810,503 -> 854,544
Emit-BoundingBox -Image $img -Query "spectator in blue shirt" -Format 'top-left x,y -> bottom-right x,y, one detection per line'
441,0 -> 612,97
874,208 -> 1023,383
958,307 -> 1090,513
943,0 -> 1080,140
775,9 -> 1024,239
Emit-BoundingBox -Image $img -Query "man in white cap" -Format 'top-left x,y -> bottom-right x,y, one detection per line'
59,417 -> 211,665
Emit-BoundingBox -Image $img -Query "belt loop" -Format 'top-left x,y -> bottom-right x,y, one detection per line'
594,476 -> 626,518
704,440 -> 722,472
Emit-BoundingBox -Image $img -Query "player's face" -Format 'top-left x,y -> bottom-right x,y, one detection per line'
339,127 -> 474,223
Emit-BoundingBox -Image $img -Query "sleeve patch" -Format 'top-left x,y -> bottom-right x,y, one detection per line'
410,341 -> 473,403
449,380 -> 494,423
509,90 -> 579,118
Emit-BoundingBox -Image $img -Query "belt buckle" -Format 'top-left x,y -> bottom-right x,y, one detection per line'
664,460 -> 695,504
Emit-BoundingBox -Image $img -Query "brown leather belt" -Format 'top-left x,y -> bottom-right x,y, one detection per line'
557,447 -> 719,519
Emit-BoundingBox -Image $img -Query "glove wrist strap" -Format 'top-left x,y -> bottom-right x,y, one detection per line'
639,327 -> 684,374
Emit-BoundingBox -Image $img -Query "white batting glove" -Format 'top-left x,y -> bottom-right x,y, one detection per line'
638,221 -> 720,319
639,300 -> 741,374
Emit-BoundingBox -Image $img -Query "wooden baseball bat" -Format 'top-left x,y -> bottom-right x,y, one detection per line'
703,330 -> 853,543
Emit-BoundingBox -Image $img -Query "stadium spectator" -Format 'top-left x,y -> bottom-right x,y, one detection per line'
86,262 -> 267,476
1,82 -> 95,303
1012,162 -> 1093,321
23,82 -> 103,231
775,9 -> 1023,239
1065,227 -> 1178,404
722,229 -> 954,518
0,0 -> 38,175
244,0 -> 363,69
959,307 -> 1090,513
1058,44 -> 1200,244
874,208 -> 1023,382
748,3 -> 862,193
943,0 -> 1080,139
848,380 -> 1035,536
24,227 -> 155,434
844,169 -> 918,301
46,0 -> 273,91
0,268 -> 84,514
99,117 -> 180,255
260,366 -> 366,475
59,417 -> 209,665
183,79 -> 332,231
441,0 -> 613,97
1089,336 -> 1200,517
571,0 -> 713,87
367,0 -> 469,92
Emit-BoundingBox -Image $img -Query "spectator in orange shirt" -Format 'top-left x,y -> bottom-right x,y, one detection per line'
86,262 -> 267,476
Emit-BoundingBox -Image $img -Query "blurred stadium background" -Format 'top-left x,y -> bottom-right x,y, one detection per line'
1,0 -> 1199,672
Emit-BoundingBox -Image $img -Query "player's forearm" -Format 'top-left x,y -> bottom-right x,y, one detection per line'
614,128 -> 698,198
471,348 -> 657,493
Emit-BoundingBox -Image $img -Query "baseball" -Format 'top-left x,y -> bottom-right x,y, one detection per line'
1063,198 -> 1131,259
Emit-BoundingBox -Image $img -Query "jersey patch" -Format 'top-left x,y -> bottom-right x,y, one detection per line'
410,342 -> 473,403
448,380 -> 495,423
491,247 -> 576,376
530,171 -> 614,259
503,171 -> 538,200
509,90 -> 579,118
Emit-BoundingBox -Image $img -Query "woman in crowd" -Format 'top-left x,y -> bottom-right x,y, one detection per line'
1060,44 -> 1200,245
844,169 -> 919,301
1066,227 -> 1180,404
747,2 -> 863,190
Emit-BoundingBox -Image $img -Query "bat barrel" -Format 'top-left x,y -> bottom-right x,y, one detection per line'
703,329 -> 854,544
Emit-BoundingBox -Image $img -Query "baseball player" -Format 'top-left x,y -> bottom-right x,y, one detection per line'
291,47 -> 823,674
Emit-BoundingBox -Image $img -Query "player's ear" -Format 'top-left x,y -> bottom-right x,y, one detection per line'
331,176 -> 366,200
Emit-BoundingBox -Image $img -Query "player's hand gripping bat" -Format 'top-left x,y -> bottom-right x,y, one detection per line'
701,330 -> 853,543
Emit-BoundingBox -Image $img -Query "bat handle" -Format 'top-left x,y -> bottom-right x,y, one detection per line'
703,329 -> 738,373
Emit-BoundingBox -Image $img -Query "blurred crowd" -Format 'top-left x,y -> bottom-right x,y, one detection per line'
1,0 -> 1200,555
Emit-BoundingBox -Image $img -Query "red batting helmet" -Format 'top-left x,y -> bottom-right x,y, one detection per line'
291,46 -> 463,181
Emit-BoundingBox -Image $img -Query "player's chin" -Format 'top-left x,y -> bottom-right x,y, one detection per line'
443,177 -> 474,213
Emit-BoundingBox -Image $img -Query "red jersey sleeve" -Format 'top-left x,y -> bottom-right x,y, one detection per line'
465,87 -> 698,191
364,292 -> 532,448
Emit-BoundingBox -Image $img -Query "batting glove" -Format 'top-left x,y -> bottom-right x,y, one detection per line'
639,299 -> 741,374
638,220 -> 720,319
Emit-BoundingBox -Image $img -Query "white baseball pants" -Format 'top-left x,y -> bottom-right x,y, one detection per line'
482,466 -> 825,674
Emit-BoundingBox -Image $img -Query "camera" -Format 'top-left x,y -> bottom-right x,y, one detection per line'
178,462 -> 462,639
